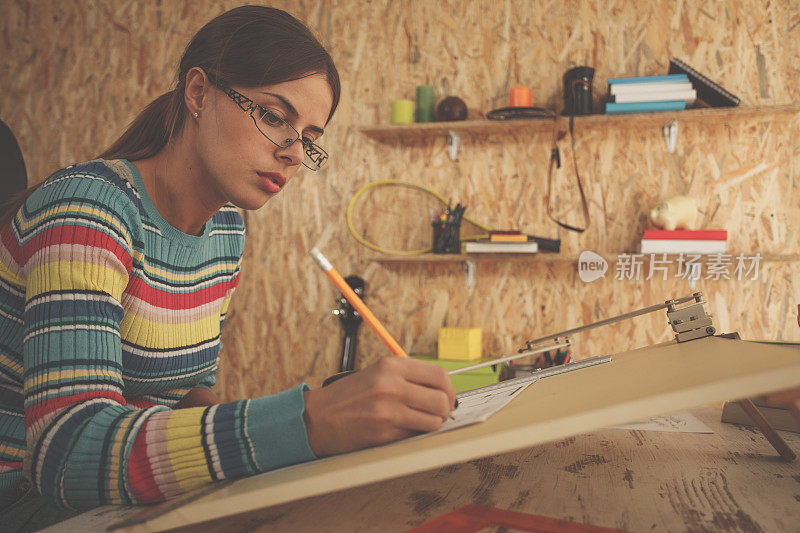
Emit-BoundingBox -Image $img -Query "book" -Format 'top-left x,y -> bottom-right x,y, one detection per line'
721,401 -> 799,433
610,81 -> 693,95
489,230 -> 523,235
489,230 -> 527,243
465,241 -> 538,254
605,100 -> 686,114
490,234 -> 528,243
612,89 -> 696,104
639,239 -> 726,254
668,58 -> 740,107
608,74 -> 689,84
643,229 -> 727,241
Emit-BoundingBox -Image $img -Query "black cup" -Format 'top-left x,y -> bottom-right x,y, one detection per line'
562,66 -> 595,116
432,222 -> 460,254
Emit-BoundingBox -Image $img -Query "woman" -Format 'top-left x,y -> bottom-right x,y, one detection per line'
0,5 -> 455,528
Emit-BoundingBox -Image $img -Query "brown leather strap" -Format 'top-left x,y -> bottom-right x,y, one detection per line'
546,112 -> 590,233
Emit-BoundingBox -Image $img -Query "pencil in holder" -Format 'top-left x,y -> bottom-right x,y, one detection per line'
432,221 -> 460,253
431,205 -> 464,254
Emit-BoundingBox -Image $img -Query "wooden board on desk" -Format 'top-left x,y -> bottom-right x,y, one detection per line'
188,405 -> 800,532
114,336 -> 800,532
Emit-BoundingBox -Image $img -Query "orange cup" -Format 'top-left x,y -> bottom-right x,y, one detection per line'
509,87 -> 532,107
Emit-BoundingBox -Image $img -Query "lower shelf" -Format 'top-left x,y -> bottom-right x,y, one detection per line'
369,252 -> 800,264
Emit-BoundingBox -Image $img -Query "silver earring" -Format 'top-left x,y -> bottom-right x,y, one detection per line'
193,112 -> 199,119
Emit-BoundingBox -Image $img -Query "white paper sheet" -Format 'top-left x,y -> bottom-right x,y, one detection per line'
610,411 -> 713,433
420,377 -> 538,436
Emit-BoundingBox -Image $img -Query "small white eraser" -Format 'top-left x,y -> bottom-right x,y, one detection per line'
309,248 -> 332,271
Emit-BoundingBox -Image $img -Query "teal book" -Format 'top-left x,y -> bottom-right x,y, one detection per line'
605,100 -> 687,114
608,74 -> 689,84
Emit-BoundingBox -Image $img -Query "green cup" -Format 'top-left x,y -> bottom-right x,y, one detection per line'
416,85 -> 435,122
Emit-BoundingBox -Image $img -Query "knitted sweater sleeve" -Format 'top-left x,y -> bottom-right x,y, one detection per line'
18,172 -> 316,509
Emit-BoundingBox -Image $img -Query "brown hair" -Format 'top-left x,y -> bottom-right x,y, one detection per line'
2,5 -> 340,225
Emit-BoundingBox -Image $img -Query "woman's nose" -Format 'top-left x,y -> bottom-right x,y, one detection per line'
275,138 -> 304,166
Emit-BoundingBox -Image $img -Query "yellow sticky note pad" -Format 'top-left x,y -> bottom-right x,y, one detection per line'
438,327 -> 482,361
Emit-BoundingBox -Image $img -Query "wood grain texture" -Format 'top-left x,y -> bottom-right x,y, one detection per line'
1,1 -> 799,402
109,337 -> 800,531
129,406 -> 800,532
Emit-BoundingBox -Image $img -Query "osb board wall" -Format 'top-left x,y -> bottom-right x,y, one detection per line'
1,0 -> 798,402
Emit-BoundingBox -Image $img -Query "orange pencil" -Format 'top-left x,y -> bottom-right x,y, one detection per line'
310,248 -> 408,358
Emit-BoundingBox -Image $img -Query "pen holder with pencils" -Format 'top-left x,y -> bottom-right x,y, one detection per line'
431,204 -> 465,254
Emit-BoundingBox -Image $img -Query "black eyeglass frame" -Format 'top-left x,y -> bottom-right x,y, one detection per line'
205,76 -> 328,171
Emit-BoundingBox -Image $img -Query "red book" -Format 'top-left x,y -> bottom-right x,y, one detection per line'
643,229 -> 727,241
490,229 -> 524,235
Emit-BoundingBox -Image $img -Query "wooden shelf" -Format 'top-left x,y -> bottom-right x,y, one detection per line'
360,104 -> 800,143
372,253 -> 569,264
370,252 -> 800,265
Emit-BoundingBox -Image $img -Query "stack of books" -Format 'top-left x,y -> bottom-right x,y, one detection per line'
639,229 -> 727,254
465,230 -> 538,253
605,74 -> 696,114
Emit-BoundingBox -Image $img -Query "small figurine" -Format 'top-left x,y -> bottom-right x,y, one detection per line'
649,195 -> 698,231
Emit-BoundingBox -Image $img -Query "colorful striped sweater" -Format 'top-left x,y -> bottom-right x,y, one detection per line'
0,159 -> 316,510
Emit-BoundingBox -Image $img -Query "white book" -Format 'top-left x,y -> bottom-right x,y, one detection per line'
610,81 -> 693,94
613,89 -> 696,104
639,239 -> 727,254
465,241 -> 538,253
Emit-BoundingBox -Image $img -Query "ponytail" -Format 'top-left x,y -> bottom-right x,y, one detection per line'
0,188 -> 36,228
98,88 -> 185,160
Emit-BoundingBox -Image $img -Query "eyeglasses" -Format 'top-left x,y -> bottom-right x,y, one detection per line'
208,78 -> 329,171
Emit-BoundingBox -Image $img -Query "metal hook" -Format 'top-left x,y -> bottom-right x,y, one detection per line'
463,259 -> 475,287
663,120 -> 678,153
447,130 -> 460,161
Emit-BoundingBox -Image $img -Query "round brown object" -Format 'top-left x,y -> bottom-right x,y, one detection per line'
435,96 -> 468,121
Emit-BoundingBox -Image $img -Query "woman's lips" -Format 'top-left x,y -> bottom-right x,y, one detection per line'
257,171 -> 286,193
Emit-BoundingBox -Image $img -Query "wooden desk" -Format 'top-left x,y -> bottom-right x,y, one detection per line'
178,406 -> 800,532
49,337 -> 800,532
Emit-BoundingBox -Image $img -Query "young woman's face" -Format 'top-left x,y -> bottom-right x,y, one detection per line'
196,72 -> 333,210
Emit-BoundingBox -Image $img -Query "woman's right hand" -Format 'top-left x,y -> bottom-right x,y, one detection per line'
302,356 -> 457,457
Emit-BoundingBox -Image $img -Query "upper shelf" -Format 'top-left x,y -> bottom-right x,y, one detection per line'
360,104 -> 800,142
